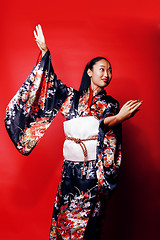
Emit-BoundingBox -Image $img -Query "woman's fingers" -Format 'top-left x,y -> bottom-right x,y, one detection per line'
34,24 -> 45,42
123,100 -> 139,107
128,100 -> 140,106
38,24 -> 43,37
130,102 -> 143,112
35,25 -> 40,38
34,27 -> 39,39
130,101 -> 143,109
34,30 -> 38,39
37,25 -> 41,37
35,25 -> 39,36
126,100 -> 135,105
125,100 -> 143,109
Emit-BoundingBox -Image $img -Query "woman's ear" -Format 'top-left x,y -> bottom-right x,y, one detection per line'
87,69 -> 92,78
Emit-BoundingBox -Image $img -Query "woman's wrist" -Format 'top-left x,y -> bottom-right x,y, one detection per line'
115,113 -> 124,124
104,114 -> 122,128
42,47 -> 48,57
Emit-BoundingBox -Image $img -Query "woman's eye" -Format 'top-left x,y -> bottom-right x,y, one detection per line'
107,69 -> 112,74
100,68 -> 104,71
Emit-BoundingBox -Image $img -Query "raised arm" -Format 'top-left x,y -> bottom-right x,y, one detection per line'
5,25 -> 74,155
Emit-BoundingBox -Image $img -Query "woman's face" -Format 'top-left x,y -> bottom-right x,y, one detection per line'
88,59 -> 112,91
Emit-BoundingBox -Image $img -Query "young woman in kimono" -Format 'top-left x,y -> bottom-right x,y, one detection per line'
5,25 -> 142,240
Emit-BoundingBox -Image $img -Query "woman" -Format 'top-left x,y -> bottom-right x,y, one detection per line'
5,25 -> 142,239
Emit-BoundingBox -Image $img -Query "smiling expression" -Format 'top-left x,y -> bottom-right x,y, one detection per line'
87,59 -> 112,92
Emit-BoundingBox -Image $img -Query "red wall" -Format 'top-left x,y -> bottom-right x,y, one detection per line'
0,0 -> 159,239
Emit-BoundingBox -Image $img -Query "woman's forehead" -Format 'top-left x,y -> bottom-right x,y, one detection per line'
94,59 -> 111,68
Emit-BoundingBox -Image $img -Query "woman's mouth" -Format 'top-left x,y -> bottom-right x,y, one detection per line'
102,78 -> 109,82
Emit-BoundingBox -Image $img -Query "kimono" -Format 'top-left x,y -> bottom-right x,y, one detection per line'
5,50 -> 122,240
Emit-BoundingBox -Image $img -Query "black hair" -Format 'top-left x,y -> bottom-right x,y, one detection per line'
79,56 -> 111,92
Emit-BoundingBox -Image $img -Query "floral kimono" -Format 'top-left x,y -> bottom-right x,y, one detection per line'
5,50 -> 122,240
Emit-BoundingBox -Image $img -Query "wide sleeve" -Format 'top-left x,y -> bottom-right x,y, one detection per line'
5,50 -> 74,155
96,98 -> 122,196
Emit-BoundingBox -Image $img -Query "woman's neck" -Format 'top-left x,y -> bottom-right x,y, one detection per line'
90,82 -> 100,93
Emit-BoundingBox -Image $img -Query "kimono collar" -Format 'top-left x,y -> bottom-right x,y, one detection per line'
87,86 -> 106,116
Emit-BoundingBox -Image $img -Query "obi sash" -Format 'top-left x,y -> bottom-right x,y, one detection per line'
63,116 -> 99,162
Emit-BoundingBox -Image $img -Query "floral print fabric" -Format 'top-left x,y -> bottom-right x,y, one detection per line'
50,161 -> 99,239
5,50 -> 73,155
5,50 -> 122,239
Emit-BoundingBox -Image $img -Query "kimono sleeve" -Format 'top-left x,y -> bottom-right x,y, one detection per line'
5,50 -> 73,155
96,98 -> 122,196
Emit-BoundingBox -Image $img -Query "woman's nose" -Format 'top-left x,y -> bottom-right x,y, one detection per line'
104,70 -> 108,77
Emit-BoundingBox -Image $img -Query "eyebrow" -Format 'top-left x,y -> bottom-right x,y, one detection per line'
99,64 -> 112,69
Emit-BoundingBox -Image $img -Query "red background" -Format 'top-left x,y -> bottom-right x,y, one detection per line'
0,0 -> 160,239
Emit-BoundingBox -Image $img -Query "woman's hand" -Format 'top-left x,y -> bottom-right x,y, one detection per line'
104,100 -> 143,128
116,100 -> 143,123
34,24 -> 48,56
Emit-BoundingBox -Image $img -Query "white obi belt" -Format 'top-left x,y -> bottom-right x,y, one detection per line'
63,116 -> 99,162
